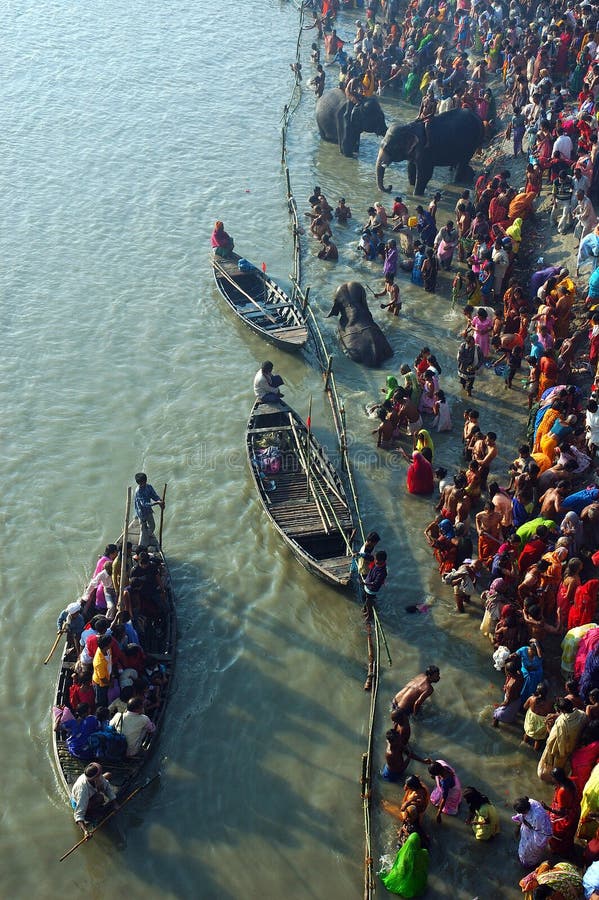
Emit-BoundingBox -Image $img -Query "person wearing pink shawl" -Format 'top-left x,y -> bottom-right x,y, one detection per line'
428,759 -> 462,821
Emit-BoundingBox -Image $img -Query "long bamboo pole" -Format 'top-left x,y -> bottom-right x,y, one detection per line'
158,483 -> 167,548
117,487 -> 132,615
59,772 -> 160,862
306,395 -> 312,502
42,628 -> 66,665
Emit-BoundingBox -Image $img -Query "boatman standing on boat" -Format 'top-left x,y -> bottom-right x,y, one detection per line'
253,361 -> 284,404
70,762 -> 118,837
134,473 -> 164,549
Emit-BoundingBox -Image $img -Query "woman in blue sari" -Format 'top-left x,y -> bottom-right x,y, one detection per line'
516,639 -> 544,704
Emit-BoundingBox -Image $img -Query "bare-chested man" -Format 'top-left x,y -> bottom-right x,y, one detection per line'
392,666 -> 441,716
396,395 -> 424,448
436,473 -> 471,524
383,709 -> 431,781
472,431 -> 498,491
475,501 -> 503,567
538,481 -> 567,522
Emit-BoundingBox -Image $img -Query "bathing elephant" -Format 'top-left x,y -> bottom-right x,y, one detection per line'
316,89 -> 387,157
375,108 -> 484,196
327,282 -> 393,368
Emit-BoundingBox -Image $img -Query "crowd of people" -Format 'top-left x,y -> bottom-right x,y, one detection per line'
300,0 -> 599,895
53,474 -> 170,837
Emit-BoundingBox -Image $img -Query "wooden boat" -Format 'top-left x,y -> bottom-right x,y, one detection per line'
246,400 -> 355,587
52,515 -> 176,812
211,251 -> 309,350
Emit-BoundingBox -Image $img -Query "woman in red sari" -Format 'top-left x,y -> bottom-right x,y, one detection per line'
569,580 -> 599,631
544,767 -> 580,856
406,450 -> 434,495
570,722 -> 599,797
557,558 -> 584,631
554,28 -> 573,78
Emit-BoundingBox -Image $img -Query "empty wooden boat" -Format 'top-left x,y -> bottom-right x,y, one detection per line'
211,251 -> 309,350
246,400 -> 355,587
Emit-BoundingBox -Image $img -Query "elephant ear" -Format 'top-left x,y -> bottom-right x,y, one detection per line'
406,130 -> 421,156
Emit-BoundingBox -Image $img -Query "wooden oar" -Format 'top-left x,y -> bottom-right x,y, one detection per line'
213,260 -> 280,325
43,629 -> 66,665
59,771 -> 161,862
158,483 -> 167,548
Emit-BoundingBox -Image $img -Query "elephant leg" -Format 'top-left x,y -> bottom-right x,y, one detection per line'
454,161 -> 475,183
407,160 -> 417,186
414,161 -> 433,195
338,107 -> 354,157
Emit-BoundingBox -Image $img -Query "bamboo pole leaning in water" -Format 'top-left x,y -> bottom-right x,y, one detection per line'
158,483 -> 167,548
117,487 -> 132,616
42,628 -> 66,665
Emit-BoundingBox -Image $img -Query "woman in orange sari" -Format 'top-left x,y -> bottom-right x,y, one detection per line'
533,403 -> 562,452
541,546 -> 569,621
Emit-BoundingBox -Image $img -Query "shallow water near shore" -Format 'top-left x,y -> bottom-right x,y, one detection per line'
2,2 -> 566,898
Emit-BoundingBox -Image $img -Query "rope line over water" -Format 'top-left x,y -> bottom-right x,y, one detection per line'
280,8 -> 381,897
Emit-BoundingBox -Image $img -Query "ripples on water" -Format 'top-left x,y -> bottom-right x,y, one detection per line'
2,1 -> 538,897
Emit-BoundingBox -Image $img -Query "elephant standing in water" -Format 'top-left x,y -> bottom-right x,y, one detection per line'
376,108 -> 484,195
327,282 -> 393,368
316,89 -> 387,157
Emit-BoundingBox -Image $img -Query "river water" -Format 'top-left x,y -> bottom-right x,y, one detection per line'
2,2 -> 549,898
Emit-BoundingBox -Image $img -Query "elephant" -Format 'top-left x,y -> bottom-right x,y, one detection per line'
375,108 -> 484,196
316,89 -> 387,157
327,282 -> 393,368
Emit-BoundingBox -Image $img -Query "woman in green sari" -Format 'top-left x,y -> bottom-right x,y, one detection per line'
379,832 -> 429,897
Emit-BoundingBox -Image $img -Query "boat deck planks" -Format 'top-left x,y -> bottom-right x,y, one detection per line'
211,251 -> 309,351
246,401 -> 355,587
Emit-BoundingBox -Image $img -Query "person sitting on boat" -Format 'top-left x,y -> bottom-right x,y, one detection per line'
56,599 -> 85,655
121,643 -> 146,678
70,762 -> 118,837
134,472 -> 164,550
253,361 -> 284,405
81,617 -> 124,671
69,670 -> 96,713
115,609 -> 141,647
54,702 -> 100,760
210,220 -> 234,258
124,549 -> 165,619
110,696 -> 156,757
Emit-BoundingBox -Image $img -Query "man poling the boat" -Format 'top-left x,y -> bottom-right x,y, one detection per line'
134,473 -> 165,550
70,762 -> 118,837
253,361 -> 284,404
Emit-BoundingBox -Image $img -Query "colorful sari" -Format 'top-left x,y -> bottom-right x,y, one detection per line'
379,832 -> 429,897
430,759 -> 462,815
512,799 -> 552,867
578,762 -> 599,840
537,710 -> 588,780
519,860 -> 583,900
568,580 -> 599,631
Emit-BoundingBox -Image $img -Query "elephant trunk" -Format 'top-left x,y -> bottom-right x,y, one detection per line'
376,147 -> 391,193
